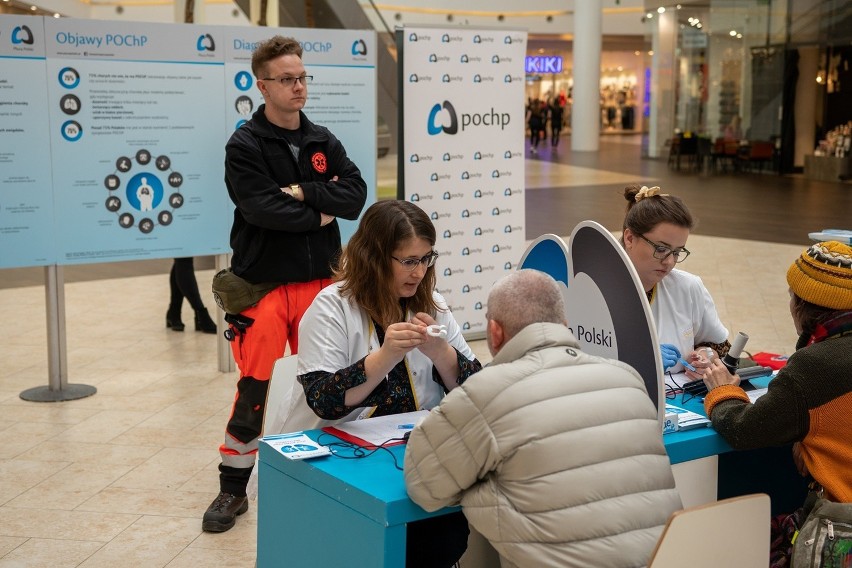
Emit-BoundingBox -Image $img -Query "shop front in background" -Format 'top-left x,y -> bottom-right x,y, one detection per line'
524,49 -> 646,135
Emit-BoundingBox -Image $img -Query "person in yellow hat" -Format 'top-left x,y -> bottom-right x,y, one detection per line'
702,240 -> 852,504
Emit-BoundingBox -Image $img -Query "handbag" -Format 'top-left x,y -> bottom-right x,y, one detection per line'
211,268 -> 280,315
791,493 -> 852,567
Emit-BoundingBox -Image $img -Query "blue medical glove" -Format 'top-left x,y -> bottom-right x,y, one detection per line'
660,343 -> 682,371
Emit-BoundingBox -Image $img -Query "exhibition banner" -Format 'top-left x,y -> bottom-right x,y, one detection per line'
400,26 -> 527,336
0,16 -> 57,268
223,27 -> 377,243
43,18 -> 230,264
0,16 -> 377,269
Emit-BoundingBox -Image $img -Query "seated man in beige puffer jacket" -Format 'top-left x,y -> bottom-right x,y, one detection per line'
404,269 -> 682,568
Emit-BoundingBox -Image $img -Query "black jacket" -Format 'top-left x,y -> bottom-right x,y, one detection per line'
224,105 -> 367,283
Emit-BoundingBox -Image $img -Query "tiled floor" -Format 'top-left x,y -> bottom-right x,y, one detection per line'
0,138 -> 835,566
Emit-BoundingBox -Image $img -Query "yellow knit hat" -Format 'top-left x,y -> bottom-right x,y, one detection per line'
786,241 -> 852,310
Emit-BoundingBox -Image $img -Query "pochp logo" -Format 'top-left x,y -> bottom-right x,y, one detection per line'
442,229 -> 464,239
196,33 -> 216,52
473,34 -> 494,44
409,73 -> 433,83
441,33 -> 462,43
431,173 -> 451,182
504,224 -> 522,233
409,193 -> 433,202
442,152 -> 463,161
441,74 -> 463,83
504,150 -> 522,159
504,261 -> 514,270
410,153 -> 432,162
409,33 -> 431,42
351,39 -> 367,56
493,169 -> 512,178
427,100 -> 510,135
460,54 -> 482,63
460,208 -> 482,218
11,25 -> 34,45
427,101 -> 458,135
504,34 -> 524,44
442,191 -> 464,199
428,53 -> 450,63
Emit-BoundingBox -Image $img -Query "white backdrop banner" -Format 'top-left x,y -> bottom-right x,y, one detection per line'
400,26 -> 527,336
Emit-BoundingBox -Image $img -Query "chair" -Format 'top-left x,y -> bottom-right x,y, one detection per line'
739,141 -> 776,173
262,354 -> 299,436
648,494 -> 770,568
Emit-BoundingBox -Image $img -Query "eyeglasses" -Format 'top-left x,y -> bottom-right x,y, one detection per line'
637,233 -> 691,263
391,251 -> 439,271
262,74 -> 313,88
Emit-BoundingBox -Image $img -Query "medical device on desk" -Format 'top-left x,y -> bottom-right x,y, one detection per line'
680,332 -> 772,397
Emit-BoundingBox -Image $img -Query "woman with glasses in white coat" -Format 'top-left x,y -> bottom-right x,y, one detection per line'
620,184 -> 731,379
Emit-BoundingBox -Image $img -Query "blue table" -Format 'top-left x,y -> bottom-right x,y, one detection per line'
257,432 -> 452,568
257,376 -> 793,567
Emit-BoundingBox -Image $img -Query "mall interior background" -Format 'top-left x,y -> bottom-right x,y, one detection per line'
2,0 -> 850,172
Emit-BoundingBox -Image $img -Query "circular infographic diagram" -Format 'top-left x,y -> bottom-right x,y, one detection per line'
103,149 -> 184,233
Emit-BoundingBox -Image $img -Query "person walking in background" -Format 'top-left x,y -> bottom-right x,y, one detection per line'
526,99 -> 544,154
549,97 -> 564,149
165,257 -> 217,333
404,269 -> 682,567
203,34 -> 367,533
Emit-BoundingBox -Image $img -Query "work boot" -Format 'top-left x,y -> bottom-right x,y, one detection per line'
202,491 -> 248,532
194,307 -> 217,334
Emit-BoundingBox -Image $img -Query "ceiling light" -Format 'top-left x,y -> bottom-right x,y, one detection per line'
736,33 -> 742,39
729,30 -> 737,36
657,6 -> 665,13
646,12 -> 654,19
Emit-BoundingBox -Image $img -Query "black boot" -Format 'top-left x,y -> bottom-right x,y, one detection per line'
202,491 -> 248,532
195,307 -> 217,334
166,306 -> 184,331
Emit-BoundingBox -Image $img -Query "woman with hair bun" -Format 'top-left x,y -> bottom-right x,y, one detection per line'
620,184 -> 730,378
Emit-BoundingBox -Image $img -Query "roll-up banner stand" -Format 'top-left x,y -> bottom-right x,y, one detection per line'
397,26 -> 527,339
519,225 -> 665,423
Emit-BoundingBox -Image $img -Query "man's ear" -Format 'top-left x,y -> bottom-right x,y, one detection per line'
488,319 -> 505,352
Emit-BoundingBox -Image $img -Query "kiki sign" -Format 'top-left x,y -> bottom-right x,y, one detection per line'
525,55 -> 563,74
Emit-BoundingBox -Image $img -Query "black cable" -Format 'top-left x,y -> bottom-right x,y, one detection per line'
316,432 -> 407,471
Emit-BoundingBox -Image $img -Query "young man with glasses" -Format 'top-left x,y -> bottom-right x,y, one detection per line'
205,35 -> 367,533
620,185 -> 731,380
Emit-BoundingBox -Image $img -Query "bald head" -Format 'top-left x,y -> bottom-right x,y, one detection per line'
487,270 -> 566,343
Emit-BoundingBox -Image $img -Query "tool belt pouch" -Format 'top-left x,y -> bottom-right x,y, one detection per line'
212,268 -> 279,315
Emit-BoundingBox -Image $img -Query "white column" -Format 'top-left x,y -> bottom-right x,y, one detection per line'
571,2 -> 602,152
648,10 -> 677,158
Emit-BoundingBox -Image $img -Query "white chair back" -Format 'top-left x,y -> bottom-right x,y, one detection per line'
648,493 -> 770,568
262,354 -> 299,436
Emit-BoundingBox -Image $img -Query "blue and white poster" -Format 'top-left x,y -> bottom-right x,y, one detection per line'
0,16 -> 57,268
401,26 -> 527,336
44,18 -> 230,264
223,27 -> 377,244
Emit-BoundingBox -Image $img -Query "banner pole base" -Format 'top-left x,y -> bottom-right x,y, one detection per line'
20,384 -> 97,402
